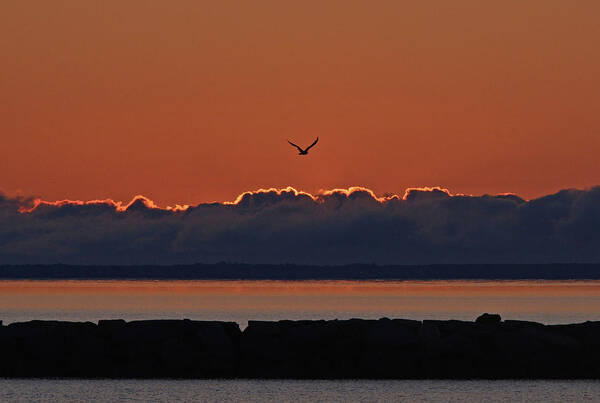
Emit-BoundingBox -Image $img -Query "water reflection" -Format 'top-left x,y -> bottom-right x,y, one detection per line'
0,280 -> 599,326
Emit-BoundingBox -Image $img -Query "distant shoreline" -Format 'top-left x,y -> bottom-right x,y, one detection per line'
1,263 -> 599,280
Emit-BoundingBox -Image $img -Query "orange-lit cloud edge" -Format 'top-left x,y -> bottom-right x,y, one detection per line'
18,186 -> 508,214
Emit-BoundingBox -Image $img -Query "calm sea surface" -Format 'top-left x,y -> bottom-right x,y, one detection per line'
1,280 -> 599,401
0,280 -> 599,326
0,379 -> 599,402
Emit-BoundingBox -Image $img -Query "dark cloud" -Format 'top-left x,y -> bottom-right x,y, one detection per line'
1,186 -> 599,265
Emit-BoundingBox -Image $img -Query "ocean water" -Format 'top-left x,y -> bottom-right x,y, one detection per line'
1,280 -> 599,401
1,279 -> 599,326
0,379 -> 599,402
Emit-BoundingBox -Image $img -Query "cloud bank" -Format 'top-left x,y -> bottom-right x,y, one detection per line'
1,186 -> 600,265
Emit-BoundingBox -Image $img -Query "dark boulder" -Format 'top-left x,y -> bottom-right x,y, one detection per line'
476,313 -> 501,325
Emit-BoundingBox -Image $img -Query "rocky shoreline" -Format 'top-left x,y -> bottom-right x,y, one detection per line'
1,314 -> 599,379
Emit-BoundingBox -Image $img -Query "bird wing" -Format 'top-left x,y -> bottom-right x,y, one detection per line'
287,140 -> 304,152
305,137 -> 319,151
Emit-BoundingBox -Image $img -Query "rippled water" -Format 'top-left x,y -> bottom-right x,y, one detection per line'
1,379 -> 599,402
1,280 -> 599,326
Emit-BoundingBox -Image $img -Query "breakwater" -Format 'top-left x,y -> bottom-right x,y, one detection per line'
1,314 -> 599,379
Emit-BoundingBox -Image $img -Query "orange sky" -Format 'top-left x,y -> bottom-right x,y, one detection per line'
2,1 -> 599,205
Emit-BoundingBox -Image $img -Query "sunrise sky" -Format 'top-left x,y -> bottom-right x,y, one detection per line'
2,1 -> 599,206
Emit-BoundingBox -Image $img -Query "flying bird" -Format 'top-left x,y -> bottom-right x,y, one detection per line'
287,137 -> 319,155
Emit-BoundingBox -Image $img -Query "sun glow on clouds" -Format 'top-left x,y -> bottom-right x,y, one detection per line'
18,186 -> 458,213
18,195 -> 160,214
224,186 -> 318,205
3,185 -> 600,265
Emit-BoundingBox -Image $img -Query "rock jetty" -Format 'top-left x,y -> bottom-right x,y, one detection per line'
1,314 -> 599,378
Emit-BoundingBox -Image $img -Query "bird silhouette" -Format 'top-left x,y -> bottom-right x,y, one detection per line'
287,137 -> 319,155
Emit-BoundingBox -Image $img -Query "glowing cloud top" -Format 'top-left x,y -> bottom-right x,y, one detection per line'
1,186 -> 599,265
